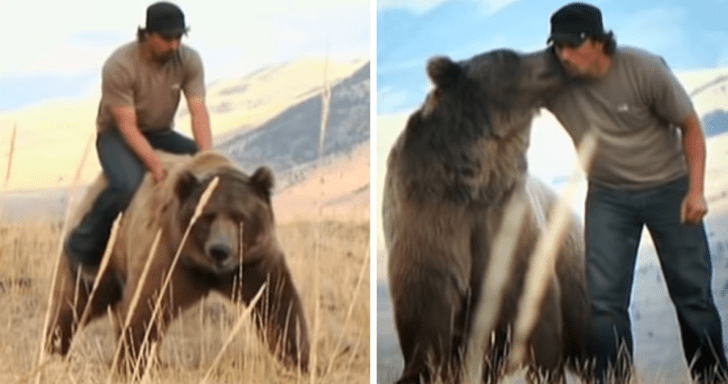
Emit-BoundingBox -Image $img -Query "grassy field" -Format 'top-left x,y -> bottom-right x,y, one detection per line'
0,218 -> 369,384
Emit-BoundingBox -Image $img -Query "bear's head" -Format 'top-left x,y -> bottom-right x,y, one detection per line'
174,166 -> 276,273
417,48 -> 566,141
396,48 -> 567,204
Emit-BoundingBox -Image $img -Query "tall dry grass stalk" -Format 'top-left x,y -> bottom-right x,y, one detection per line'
464,189 -> 530,383
318,57 -> 331,158
325,244 -> 370,376
34,133 -> 94,384
0,123 -> 17,221
310,56 -> 333,383
106,228 -> 163,382
236,222 -> 244,301
509,131 -> 598,366
464,131 -> 598,382
77,213 -> 124,328
3,123 -> 16,192
310,209 -> 322,384
199,283 -> 266,384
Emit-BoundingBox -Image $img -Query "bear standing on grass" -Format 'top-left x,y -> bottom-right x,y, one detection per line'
46,151 -> 309,375
382,49 -> 590,383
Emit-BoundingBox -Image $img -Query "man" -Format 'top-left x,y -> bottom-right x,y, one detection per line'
66,1 -> 212,267
544,3 -> 728,383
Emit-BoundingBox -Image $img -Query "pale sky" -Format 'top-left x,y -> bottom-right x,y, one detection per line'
377,0 -> 521,15
0,0 -> 370,108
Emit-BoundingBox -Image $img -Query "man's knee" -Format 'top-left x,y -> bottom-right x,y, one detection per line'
183,141 -> 198,154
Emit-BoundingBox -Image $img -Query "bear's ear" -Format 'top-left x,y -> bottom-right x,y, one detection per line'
251,166 -> 275,198
427,56 -> 461,89
176,170 -> 201,202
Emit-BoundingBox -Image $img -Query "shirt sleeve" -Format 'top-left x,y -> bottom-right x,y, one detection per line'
182,47 -> 206,98
101,58 -> 134,108
643,54 -> 694,125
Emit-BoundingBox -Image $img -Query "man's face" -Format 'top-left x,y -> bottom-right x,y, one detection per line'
553,38 -> 604,79
147,32 -> 182,63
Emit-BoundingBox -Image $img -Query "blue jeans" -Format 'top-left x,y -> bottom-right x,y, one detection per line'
585,176 -> 728,383
66,129 -> 197,267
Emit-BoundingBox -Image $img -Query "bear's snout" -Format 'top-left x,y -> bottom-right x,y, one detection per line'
204,216 -> 241,268
209,243 -> 233,261
522,49 -> 566,85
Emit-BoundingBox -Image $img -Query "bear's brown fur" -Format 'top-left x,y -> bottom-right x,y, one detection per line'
46,151 -> 309,373
382,49 -> 590,383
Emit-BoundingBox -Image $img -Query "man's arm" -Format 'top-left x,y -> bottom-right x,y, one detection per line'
678,111 -> 708,225
187,96 -> 212,151
111,106 -> 167,183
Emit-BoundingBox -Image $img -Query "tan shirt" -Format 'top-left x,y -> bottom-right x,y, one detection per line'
546,46 -> 693,189
96,41 -> 205,133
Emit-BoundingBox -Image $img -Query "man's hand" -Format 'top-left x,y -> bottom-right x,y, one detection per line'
678,112 -> 708,226
680,190 -> 708,225
150,162 -> 167,184
111,106 -> 170,184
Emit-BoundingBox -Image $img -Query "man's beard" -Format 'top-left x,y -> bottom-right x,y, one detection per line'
563,63 -> 593,80
154,50 -> 176,64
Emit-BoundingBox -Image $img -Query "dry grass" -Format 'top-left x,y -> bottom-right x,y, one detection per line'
0,217 -> 369,384
3,124 -> 16,192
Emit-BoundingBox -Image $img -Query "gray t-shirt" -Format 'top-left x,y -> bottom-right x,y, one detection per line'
96,41 -> 205,133
546,46 -> 693,189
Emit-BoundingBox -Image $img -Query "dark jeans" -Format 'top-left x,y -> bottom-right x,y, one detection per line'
66,129 -> 197,266
585,176 -> 728,383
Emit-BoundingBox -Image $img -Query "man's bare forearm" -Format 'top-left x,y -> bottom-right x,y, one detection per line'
679,111 -> 708,224
680,112 -> 706,196
111,106 -> 165,181
188,97 -> 212,151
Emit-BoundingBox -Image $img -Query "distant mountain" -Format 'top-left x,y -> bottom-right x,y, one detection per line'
703,110 -> 728,137
216,63 -> 370,181
689,72 -> 728,137
689,75 -> 728,98
177,58 -> 368,139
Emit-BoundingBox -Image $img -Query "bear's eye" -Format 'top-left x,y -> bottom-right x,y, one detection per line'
230,212 -> 247,223
202,212 -> 216,222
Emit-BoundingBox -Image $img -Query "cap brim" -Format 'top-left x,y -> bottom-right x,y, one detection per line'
157,27 -> 189,37
547,33 -> 584,47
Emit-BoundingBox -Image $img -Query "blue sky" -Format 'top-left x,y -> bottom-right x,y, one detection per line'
3,1 -> 726,113
0,0 -> 370,111
377,0 -> 728,115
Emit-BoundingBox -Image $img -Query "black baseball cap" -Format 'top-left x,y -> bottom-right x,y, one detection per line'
547,3 -> 605,47
145,2 -> 189,37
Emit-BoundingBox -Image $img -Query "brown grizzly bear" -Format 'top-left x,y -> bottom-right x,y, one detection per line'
382,49 -> 590,383
46,151 -> 309,373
